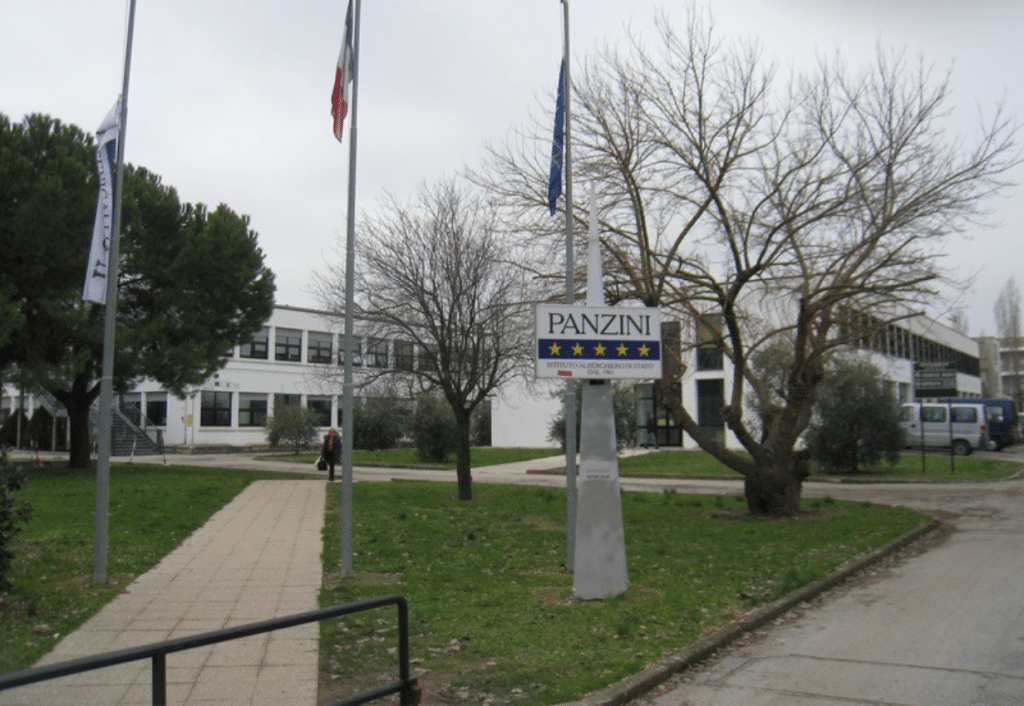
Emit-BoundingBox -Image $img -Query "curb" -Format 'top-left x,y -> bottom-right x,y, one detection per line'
554,518 -> 942,706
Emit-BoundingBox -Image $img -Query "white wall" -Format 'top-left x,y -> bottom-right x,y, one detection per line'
490,378 -> 562,449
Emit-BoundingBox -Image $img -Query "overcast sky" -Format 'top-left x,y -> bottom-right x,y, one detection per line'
4,0 -> 1021,336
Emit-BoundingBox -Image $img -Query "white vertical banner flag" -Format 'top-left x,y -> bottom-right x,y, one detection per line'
82,98 -> 121,304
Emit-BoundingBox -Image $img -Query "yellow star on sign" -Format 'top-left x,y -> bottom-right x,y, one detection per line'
572,342 -> 584,356
617,343 -> 630,356
594,342 -> 607,356
638,344 -> 651,357
548,342 -> 562,356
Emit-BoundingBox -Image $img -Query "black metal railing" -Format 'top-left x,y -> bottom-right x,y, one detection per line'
0,594 -> 419,706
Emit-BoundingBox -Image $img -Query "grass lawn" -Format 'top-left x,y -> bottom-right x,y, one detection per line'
0,458 -> 945,704
617,449 -> 1023,483
0,462 -> 313,674
318,481 -> 930,705
267,445 -> 1022,484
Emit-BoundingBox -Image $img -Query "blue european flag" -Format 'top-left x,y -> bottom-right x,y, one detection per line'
547,60 -> 565,216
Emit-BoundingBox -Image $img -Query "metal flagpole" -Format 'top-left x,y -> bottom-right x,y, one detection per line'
560,0 -> 578,571
340,0 -> 362,576
94,0 -> 138,584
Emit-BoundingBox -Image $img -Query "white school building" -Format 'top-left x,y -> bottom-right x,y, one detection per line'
1,305 -> 981,454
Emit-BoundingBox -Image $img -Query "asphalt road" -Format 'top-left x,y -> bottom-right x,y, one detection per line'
630,450 -> 1024,706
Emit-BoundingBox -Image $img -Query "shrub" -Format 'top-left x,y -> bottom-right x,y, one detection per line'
411,395 -> 457,462
265,404 -> 321,453
0,410 -> 29,448
25,406 -> 52,450
548,382 -> 638,450
471,401 -> 492,447
806,358 -> 905,473
353,397 -> 407,451
0,450 -> 33,592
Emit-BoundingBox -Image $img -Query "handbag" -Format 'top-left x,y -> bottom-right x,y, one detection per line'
316,456 -> 327,471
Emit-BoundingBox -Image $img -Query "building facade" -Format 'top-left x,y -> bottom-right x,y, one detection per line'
2,306 -> 982,453
638,311 -> 983,451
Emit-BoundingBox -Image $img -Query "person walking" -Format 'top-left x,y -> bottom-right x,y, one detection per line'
321,427 -> 342,481
646,413 -> 659,450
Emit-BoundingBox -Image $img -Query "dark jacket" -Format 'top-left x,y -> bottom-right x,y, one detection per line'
321,432 -> 341,463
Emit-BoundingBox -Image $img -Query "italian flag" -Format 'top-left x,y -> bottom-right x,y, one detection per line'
331,0 -> 355,142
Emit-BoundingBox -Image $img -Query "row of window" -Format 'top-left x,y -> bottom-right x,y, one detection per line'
840,310 -> 981,375
200,392 -> 335,428
235,327 -> 436,371
693,310 -> 982,376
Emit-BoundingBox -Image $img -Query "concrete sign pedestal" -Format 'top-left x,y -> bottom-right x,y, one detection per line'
573,380 -> 628,600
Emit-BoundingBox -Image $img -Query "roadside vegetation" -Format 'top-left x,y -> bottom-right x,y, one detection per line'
318,481 -> 928,705
267,445 -> 1022,483
262,446 -> 561,470
617,449 -> 1022,483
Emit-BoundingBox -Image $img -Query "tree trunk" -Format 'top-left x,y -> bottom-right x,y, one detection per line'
743,451 -> 809,516
53,374 -> 100,470
455,411 -> 473,501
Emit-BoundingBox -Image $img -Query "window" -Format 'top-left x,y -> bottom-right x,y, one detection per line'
146,395 -> 168,426
239,327 -> 269,360
120,394 -> 142,425
951,407 -> 978,424
695,315 -> 724,371
275,328 -> 302,362
307,331 -> 333,364
338,336 -> 363,366
920,406 -> 946,423
366,338 -> 388,368
696,347 -> 723,371
200,391 -> 232,427
239,393 -> 268,427
274,393 -> 301,411
394,341 -> 415,371
697,379 -> 724,427
418,344 -> 438,372
307,396 -> 332,427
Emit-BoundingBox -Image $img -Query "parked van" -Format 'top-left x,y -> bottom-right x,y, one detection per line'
900,402 -> 988,456
939,398 -> 1018,450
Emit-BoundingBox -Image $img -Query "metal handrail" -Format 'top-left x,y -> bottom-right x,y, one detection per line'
0,594 -> 419,706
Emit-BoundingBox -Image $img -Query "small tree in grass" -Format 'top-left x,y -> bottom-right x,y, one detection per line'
353,396 -> 407,451
265,405 -> 321,454
411,395 -> 457,463
805,359 -> 905,474
548,383 -> 638,451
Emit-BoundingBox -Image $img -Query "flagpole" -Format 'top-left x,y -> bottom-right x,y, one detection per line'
560,0 -> 578,571
94,0 -> 137,584
340,0 -> 362,576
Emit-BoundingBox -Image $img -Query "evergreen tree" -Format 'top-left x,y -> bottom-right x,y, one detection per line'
0,114 -> 275,467
806,359 -> 905,474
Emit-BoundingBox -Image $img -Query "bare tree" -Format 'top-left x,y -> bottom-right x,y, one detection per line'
472,8 -> 1019,515
995,278 -> 1023,407
321,179 -> 532,500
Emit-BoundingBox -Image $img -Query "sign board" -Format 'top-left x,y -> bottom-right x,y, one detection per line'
914,361 -> 957,399
535,304 -> 662,380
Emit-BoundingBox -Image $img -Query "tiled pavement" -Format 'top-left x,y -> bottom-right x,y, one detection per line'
0,480 -> 326,706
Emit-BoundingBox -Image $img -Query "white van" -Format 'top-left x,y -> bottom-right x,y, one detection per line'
900,402 -> 989,456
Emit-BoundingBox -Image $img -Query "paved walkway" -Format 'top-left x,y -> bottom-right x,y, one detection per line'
0,480 -> 326,706
0,452 -> 580,705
